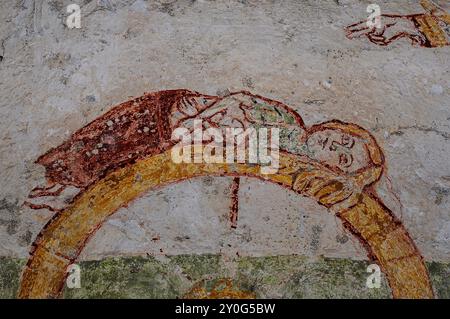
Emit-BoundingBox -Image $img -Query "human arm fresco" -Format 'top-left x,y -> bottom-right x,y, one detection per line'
345,0 -> 449,48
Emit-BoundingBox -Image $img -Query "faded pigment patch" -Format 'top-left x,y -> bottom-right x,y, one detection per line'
1,255 -> 449,299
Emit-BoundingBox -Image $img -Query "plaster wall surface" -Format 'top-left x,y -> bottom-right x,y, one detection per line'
0,0 -> 449,298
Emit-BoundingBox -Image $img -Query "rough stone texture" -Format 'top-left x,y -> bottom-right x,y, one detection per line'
0,0 -> 449,298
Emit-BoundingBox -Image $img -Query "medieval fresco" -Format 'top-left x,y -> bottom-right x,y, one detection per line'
0,0 -> 449,299
19,90 -> 432,298
346,0 -> 449,47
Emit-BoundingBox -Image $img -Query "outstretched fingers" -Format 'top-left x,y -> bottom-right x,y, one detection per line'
345,20 -> 372,39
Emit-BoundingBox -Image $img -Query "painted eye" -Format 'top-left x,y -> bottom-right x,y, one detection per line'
329,141 -> 337,151
202,98 -> 208,104
317,137 -> 329,149
341,135 -> 355,147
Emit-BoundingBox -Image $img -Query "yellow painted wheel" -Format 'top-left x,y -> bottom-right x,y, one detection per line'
19,149 -> 433,299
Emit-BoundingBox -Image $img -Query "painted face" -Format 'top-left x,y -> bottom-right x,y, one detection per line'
306,129 -> 370,173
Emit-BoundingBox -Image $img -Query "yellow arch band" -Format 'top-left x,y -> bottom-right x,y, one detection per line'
19,150 -> 434,299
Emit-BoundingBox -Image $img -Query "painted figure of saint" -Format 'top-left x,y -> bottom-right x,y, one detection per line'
26,90 -> 383,215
